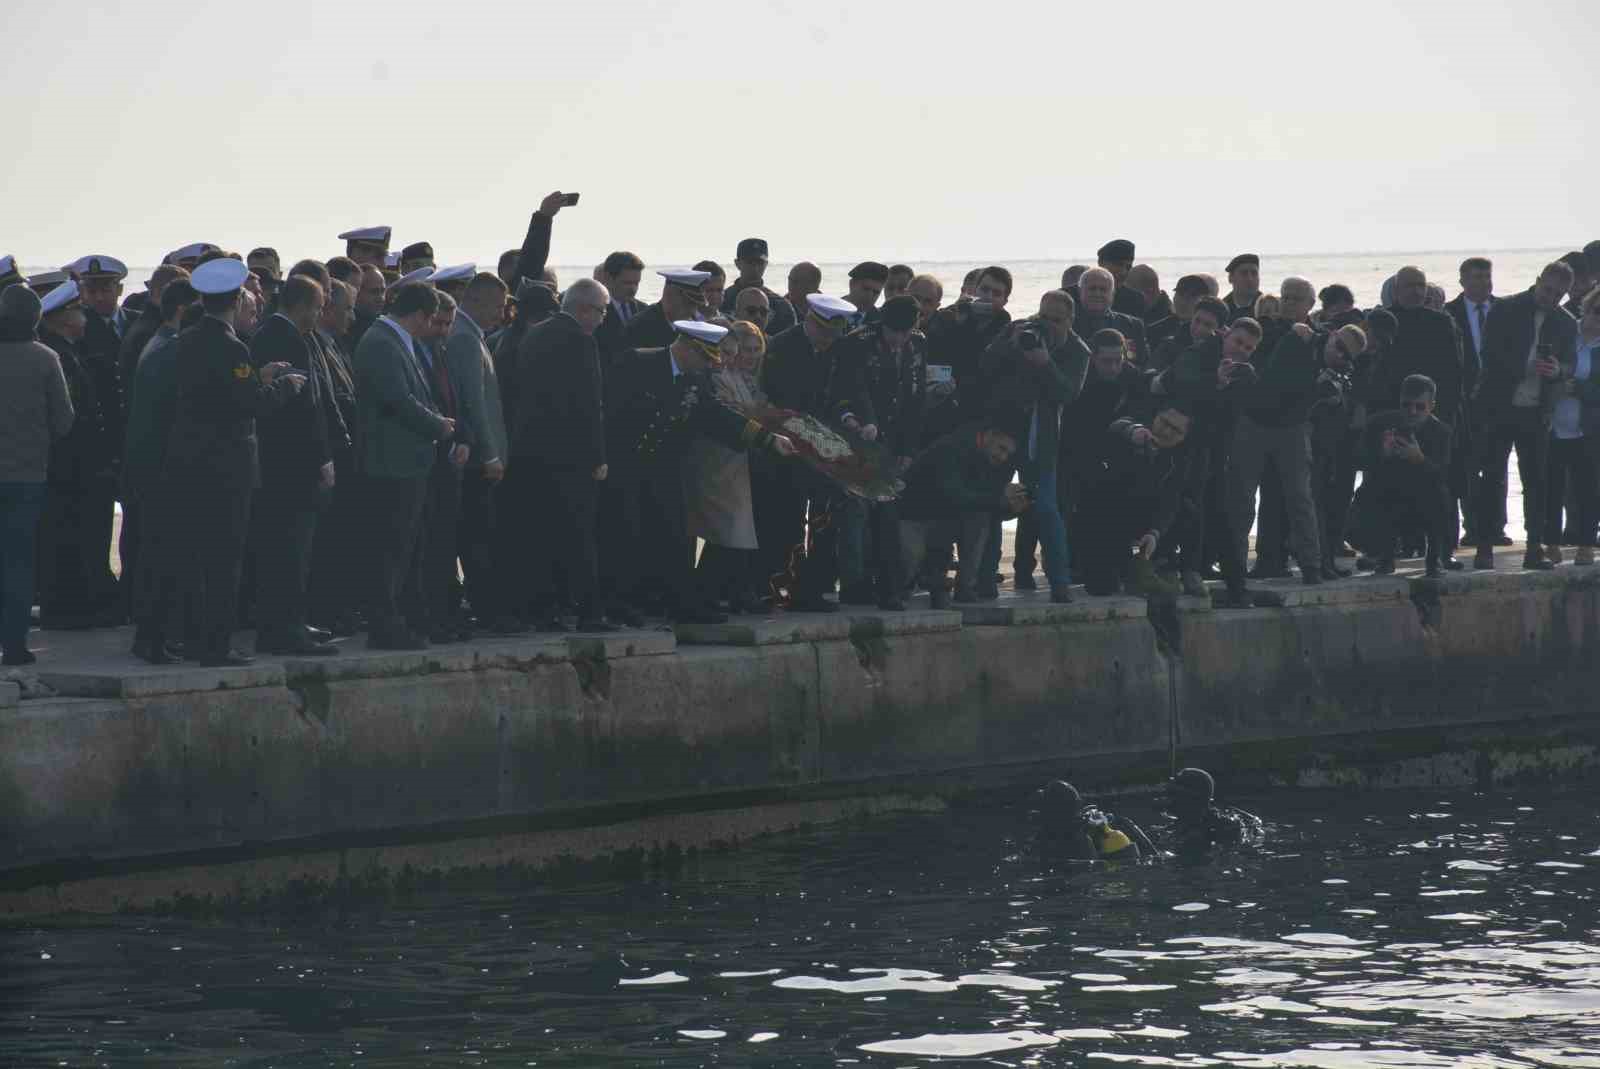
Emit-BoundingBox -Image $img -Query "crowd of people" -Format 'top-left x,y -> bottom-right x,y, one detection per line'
2,197 -> 1598,667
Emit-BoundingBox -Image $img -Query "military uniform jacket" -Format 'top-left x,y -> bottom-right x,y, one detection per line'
165,315 -> 296,489
81,310 -> 126,471
623,302 -> 676,351
250,313 -> 342,499
122,326 -> 180,500
759,324 -> 843,418
39,328 -> 109,488
614,347 -> 771,471
830,327 -> 927,460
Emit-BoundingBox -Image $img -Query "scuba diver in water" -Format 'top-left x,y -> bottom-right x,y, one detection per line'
1036,780 -> 1159,861
1161,767 -> 1264,852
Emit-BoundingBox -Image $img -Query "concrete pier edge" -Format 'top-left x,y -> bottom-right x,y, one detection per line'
4,553 -> 1599,914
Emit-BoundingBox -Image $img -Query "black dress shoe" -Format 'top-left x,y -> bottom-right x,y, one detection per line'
1301,570 -> 1324,585
2,647 -> 39,666
1373,558 -> 1397,575
1474,551 -> 1495,570
1425,560 -> 1444,579
1050,586 -> 1074,604
1441,556 -> 1465,572
877,596 -> 906,611
1493,534 -> 1514,547
1523,555 -> 1555,571
1459,533 -> 1479,547
1321,563 -> 1352,580
200,649 -> 256,667
303,625 -> 333,642
1013,572 -> 1038,591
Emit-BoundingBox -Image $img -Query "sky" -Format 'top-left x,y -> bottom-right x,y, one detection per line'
3,0 -> 1595,271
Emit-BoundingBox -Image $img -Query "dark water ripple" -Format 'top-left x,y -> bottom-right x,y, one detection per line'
2,788 -> 1597,1066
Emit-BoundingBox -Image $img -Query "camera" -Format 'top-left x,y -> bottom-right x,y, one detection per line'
1016,328 -> 1040,350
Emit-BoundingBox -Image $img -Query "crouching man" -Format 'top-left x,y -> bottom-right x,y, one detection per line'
1078,398 -> 1194,597
896,415 -> 1031,606
1349,373 -> 1453,577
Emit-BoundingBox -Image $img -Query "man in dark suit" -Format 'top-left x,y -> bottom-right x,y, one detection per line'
151,259 -> 305,666
407,291 -> 472,643
625,269 -> 709,349
504,278 -> 611,630
611,319 -> 798,624
1446,256 -> 1499,546
594,251 -> 645,366
307,279 -> 362,635
445,272 -> 511,632
1473,261 -> 1580,570
353,282 -> 456,648
248,275 -> 344,656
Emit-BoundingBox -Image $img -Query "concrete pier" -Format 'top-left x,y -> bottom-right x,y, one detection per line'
3,548 -> 1598,912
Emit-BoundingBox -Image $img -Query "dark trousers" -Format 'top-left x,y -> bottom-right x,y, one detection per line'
508,461 -> 600,620
252,485 -> 326,645
1176,425 -> 1247,585
1475,408 -> 1549,551
308,458 -> 360,627
131,483 -> 187,646
38,480 -> 102,625
149,476 -> 251,658
83,475 -> 118,615
408,456 -> 462,634
1310,431 -> 1351,566
456,468 -> 499,620
1544,436 -> 1599,547
0,482 -> 46,653
1078,481 -> 1150,596
750,461 -> 799,599
1472,408 -> 1512,539
1360,478 -> 1452,564
118,498 -> 140,619
361,472 -> 429,637
596,470 -> 645,610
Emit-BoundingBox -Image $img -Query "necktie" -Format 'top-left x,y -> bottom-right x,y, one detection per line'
1475,302 -> 1486,338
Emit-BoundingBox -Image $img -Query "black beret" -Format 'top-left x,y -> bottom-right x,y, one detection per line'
880,294 -> 918,331
1226,253 -> 1260,273
1097,239 -> 1135,262
849,261 -> 889,282
736,237 -> 769,259
401,241 -> 434,261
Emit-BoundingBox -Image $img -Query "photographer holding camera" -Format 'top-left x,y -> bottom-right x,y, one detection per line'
1349,374 -> 1453,577
978,290 -> 1090,603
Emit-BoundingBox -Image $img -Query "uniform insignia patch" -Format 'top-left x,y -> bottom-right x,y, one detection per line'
234,364 -> 253,381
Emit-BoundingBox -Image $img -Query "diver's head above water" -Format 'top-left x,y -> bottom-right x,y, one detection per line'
1165,767 -> 1216,822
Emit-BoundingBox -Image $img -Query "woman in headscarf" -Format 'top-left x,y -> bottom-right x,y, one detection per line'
685,320 -> 768,612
